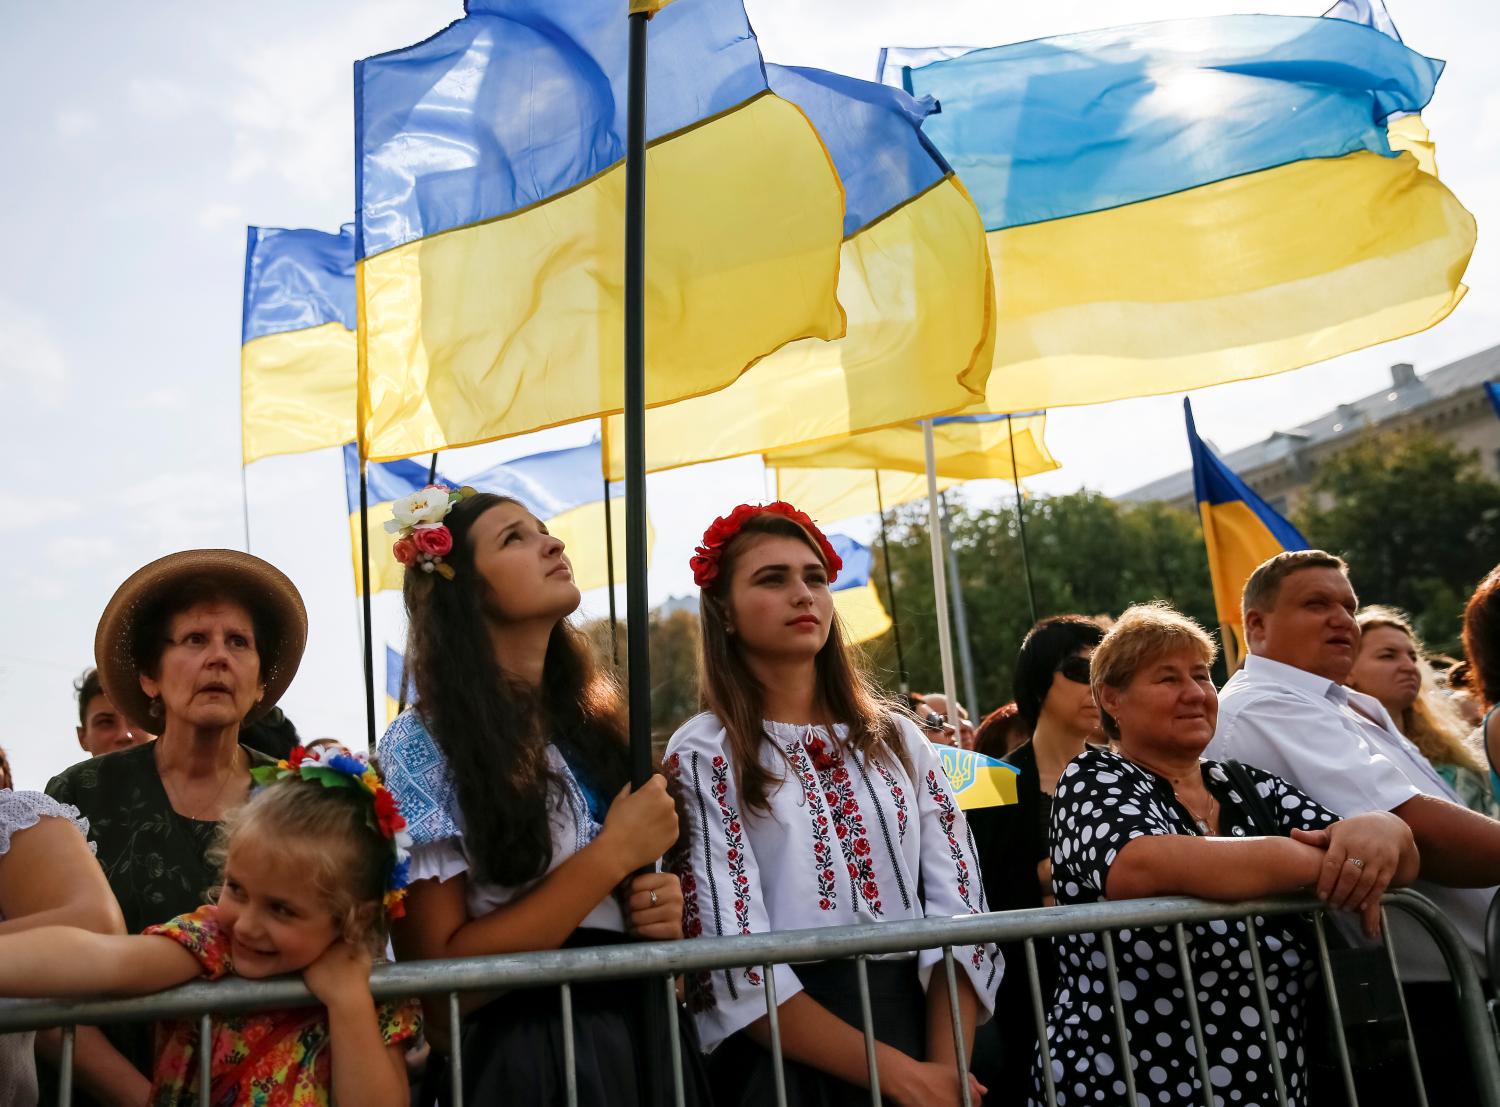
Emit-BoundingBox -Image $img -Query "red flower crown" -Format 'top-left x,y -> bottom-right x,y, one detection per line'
690,502 -> 842,589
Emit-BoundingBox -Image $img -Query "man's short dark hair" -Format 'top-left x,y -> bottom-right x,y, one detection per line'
1013,616 -> 1106,729
73,667 -> 103,728
1241,550 -> 1349,620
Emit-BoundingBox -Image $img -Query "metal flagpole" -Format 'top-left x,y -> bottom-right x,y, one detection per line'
239,466 -> 253,554
922,420 -> 961,719
940,491 -> 979,719
1006,413 -> 1039,626
426,452 -> 439,484
358,462 -> 377,753
602,469 -> 620,666
872,471 -> 909,694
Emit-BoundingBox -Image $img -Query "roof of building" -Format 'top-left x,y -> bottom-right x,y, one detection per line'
1121,344 -> 1500,503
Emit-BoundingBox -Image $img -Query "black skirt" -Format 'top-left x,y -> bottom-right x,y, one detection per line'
453,929 -> 712,1107
708,958 -> 925,1107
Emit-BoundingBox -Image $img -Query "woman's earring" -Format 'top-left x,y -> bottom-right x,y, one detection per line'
148,695 -> 164,720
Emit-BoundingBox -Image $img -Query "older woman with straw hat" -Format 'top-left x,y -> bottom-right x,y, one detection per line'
1036,603 -> 1418,1107
43,549 -> 305,1099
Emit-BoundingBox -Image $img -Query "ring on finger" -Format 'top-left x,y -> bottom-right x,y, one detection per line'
649,889 -> 659,907
1347,858 -> 1366,869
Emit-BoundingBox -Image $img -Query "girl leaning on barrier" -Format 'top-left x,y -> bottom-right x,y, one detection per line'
667,502 -> 1001,1107
377,487 -> 709,1105
1039,603 -> 1419,1107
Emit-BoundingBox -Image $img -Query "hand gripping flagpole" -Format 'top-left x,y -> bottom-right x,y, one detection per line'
922,420 -> 962,722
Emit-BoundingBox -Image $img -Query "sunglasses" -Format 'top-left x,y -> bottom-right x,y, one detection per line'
1054,656 -> 1092,685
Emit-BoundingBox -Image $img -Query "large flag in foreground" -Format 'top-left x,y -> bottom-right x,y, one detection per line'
828,534 -> 892,645
344,442 -> 647,595
241,225 -> 357,463
602,63 -> 993,480
355,0 -> 846,461
890,14 -> 1475,412
1185,400 -> 1309,668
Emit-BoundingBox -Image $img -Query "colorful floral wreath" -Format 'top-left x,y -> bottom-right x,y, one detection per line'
249,744 -> 413,919
385,484 -> 477,581
690,501 -> 842,589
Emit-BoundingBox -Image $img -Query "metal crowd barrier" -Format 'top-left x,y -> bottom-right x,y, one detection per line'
0,889 -> 1493,1107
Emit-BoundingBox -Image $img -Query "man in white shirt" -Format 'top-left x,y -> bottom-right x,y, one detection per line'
1207,549 -> 1500,1101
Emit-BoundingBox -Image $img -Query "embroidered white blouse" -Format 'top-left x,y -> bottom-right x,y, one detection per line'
380,708 -> 625,932
666,713 -> 1002,1051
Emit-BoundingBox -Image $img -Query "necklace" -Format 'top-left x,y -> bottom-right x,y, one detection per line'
1119,750 -> 1219,834
158,745 -> 245,822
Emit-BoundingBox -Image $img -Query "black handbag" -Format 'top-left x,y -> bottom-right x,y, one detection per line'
1220,760 -> 1411,1071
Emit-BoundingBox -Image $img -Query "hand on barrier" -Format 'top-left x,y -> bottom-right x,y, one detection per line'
1292,810 -> 1414,937
885,1056 -> 986,1107
625,872 -> 684,940
599,775 -> 680,874
302,938 -> 375,1011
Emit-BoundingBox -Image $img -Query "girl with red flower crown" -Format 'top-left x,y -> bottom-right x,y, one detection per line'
666,503 -> 1002,1107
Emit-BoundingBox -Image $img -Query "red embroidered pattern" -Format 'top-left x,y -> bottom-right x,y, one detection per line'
874,759 -> 909,841
787,740 -> 838,911
665,753 -> 715,1011
711,755 -> 761,985
809,736 -> 882,917
925,769 -> 984,969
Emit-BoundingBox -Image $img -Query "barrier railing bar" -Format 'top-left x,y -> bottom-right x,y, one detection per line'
1025,937 -> 1058,1107
1241,916 -> 1288,1107
197,1011 -> 211,1107
941,946 -> 972,1107
764,961 -> 788,1107
1100,930 -> 1139,1107
56,1024 -> 73,1107
855,955 -> 880,1106
560,981 -> 577,1107
1312,913 -> 1360,1106
447,990 -> 463,1107
1378,906 -> 1429,1107
1381,893 -> 1500,1107
1171,922 -> 1214,1107
664,974 -> 685,1107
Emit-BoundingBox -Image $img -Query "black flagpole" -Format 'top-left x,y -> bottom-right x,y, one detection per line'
358,462 -> 377,753
427,452 -> 439,484
603,470 -> 620,666
1006,413 -> 1039,626
873,471 -> 909,694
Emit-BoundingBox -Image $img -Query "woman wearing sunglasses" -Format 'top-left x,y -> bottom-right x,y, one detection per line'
965,615 -> 1106,1103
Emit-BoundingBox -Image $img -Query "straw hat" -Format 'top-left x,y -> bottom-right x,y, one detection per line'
94,549 -> 308,733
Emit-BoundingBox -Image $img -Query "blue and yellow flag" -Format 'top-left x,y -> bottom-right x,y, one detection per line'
355,0 -> 845,462
385,645 -> 407,724
1485,382 -> 1500,421
1185,400 -> 1309,668
890,14 -> 1474,413
602,62 -> 992,480
241,225 -> 357,464
344,441 -> 649,596
938,747 -> 1020,810
827,534 -> 891,646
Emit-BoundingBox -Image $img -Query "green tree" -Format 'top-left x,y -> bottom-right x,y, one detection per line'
1295,431 -> 1500,654
870,491 -> 1216,714
579,606 -> 701,747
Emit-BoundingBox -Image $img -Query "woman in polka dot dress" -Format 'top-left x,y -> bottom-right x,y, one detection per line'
1039,604 -> 1418,1107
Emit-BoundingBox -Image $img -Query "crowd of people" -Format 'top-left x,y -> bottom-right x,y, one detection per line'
0,488 -> 1498,1107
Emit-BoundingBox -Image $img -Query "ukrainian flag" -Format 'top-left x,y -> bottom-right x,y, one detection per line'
344,441 -> 649,596
938,747 -> 1020,810
828,534 -> 891,646
241,225 -> 357,464
892,14 -> 1474,413
772,413 -> 1056,525
1185,399 -> 1309,668
355,0 -> 846,462
1485,381 -> 1500,421
601,62 -> 993,480
385,645 -> 407,724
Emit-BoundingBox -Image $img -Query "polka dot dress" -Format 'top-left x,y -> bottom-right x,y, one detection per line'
1034,748 -> 1340,1107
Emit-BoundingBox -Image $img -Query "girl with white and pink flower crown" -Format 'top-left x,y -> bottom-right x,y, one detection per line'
667,502 -> 1001,1107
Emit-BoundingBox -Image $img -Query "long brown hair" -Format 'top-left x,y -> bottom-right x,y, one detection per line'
1463,565 -> 1500,710
697,512 -> 896,812
403,493 -> 629,885
1355,606 -> 1484,774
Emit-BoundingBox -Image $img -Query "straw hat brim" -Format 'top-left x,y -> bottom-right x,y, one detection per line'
94,549 -> 308,734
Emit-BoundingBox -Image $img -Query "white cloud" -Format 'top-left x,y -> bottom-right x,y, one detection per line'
0,297 -> 68,408
127,76 -> 196,119
54,107 -> 98,138
196,202 -> 246,232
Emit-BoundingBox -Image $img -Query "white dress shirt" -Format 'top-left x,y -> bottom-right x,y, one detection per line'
1207,654 -> 1494,981
667,712 -> 1003,1051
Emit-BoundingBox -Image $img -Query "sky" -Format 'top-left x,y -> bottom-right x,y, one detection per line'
1,0 -> 1496,789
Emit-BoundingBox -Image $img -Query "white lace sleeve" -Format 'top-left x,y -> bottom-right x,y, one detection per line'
407,837 -> 469,884
0,790 -> 93,857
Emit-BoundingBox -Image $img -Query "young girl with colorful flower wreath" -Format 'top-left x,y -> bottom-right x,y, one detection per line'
377,487 -> 707,1104
668,502 -> 1001,1107
0,745 -> 420,1106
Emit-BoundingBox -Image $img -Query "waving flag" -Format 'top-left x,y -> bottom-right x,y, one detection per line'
828,534 -> 892,645
601,62 -> 993,480
938,747 -> 1020,810
1185,400 -> 1309,667
355,0 -> 845,462
889,14 -> 1474,413
385,645 -> 407,723
344,442 -> 648,596
772,413 -> 1056,524
241,225 -> 356,463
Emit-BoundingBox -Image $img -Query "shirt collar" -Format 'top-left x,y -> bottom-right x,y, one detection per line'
1242,654 -> 1346,703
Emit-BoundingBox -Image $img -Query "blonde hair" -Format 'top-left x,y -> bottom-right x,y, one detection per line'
212,776 -> 391,952
1089,603 -> 1219,741
1354,606 -> 1484,775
